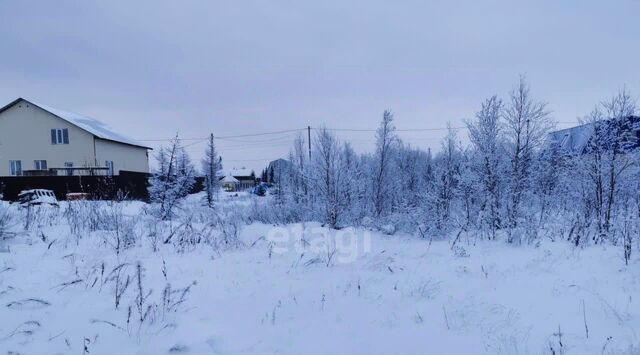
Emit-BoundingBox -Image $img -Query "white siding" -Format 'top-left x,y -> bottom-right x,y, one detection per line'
95,138 -> 149,174
0,102 -> 95,176
0,100 -> 149,176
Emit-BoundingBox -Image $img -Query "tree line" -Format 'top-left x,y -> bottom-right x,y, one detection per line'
263,78 -> 638,258
147,77 -> 638,262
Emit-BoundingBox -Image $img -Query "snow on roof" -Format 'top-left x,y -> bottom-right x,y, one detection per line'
221,174 -> 239,183
547,123 -> 593,155
13,98 -> 151,149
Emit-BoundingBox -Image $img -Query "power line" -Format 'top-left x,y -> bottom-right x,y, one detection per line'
138,137 -> 205,142
215,128 -> 305,139
182,138 -> 208,148
137,126 -> 473,142
182,141 -> 293,152
138,121 -> 584,144
137,128 -> 306,142
317,126 -> 466,132
215,133 -> 299,144
217,142 -> 293,152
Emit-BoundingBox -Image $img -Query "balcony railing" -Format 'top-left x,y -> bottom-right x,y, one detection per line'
21,167 -> 111,177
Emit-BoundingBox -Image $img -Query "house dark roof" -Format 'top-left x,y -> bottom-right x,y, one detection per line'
221,174 -> 239,183
546,116 -> 640,155
267,158 -> 292,172
219,168 -> 254,179
0,98 -> 152,149
546,123 -> 593,155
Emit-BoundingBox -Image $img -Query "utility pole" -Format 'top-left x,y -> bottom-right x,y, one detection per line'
307,126 -> 311,160
209,133 -> 214,180
208,133 -> 214,207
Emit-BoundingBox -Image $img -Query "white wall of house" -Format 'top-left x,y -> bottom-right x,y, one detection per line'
95,138 -> 149,174
0,101 -> 148,176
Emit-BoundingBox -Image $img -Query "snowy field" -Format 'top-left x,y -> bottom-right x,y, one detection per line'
1,196 -> 639,354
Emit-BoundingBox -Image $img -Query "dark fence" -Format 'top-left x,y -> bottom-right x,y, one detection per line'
0,171 -> 151,202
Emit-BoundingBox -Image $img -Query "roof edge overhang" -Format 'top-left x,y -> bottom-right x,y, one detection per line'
94,136 -> 153,150
0,97 -> 153,150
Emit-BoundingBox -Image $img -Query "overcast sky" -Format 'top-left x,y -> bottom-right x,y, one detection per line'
1,0 -> 639,172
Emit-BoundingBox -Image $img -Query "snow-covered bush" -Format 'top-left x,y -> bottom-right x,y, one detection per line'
213,208 -> 244,249
23,204 -> 61,231
0,202 -> 17,238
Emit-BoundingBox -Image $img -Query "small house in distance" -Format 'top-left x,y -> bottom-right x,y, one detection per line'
218,168 -> 256,192
0,98 -> 151,176
221,174 -> 240,192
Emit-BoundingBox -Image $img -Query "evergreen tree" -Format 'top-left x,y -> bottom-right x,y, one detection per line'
202,134 -> 222,208
148,135 -> 195,220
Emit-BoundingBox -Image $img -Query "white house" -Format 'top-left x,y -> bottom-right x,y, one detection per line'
221,174 -> 240,192
0,98 -> 151,177
218,168 -> 256,191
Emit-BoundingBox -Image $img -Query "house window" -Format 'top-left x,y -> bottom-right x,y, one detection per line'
51,128 -> 69,144
34,160 -> 47,170
64,162 -> 73,176
105,160 -> 114,176
9,160 -> 22,176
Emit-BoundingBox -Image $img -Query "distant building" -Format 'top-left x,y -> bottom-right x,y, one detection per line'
546,124 -> 594,156
219,168 -> 256,191
221,174 -> 240,192
545,116 -> 640,156
0,98 -> 151,177
265,158 -> 292,184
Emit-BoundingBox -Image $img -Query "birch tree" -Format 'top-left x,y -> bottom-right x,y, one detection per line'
467,96 -> 504,238
311,128 -> 345,228
372,110 -> 397,217
434,125 -> 461,229
582,89 -> 636,236
503,76 -> 553,234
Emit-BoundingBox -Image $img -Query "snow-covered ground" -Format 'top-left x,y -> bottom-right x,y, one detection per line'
1,198 -> 639,354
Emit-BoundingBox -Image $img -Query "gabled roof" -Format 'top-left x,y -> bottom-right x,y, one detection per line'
0,98 -> 151,149
546,123 -> 593,155
221,174 -> 239,183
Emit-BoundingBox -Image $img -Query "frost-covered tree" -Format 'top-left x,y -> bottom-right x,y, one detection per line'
433,125 -> 462,230
372,110 -> 397,217
535,141 -> 567,226
271,159 -> 290,213
311,128 -> 346,228
340,142 -> 367,224
148,135 -> 196,220
581,89 -> 636,236
202,134 -> 222,208
395,143 -> 424,210
290,134 -> 309,205
457,147 -> 478,227
249,83 -> 639,254
467,96 -> 504,238
503,77 -> 553,234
